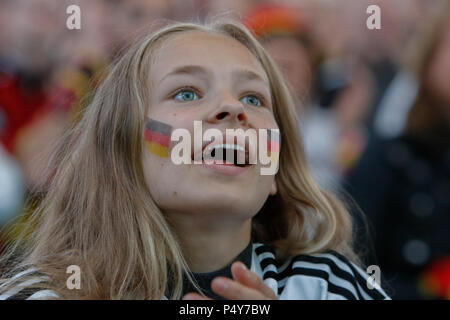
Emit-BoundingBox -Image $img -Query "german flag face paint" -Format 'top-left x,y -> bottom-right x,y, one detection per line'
267,129 -> 280,164
144,118 -> 172,158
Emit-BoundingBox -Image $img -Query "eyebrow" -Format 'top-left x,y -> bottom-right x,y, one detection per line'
159,65 -> 210,84
158,65 -> 269,86
233,68 -> 269,85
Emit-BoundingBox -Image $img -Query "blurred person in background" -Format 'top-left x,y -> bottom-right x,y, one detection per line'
244,2 -> 375,191
0,0 -> 179,255
346,1 -> 450,299
0,0 -> 69,173
353,0 -> 420,132
243,3 -> 315,103
114,0 -> 170,48
52,0 -> 172,121
0,0 -> 75,253
0,145 -> 25,255
372,0 -> 447,139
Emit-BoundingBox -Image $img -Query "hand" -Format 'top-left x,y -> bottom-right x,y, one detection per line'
182,261 -> 277,300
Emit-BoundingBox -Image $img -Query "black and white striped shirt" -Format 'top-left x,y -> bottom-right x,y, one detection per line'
0,242 -> 390,300
0,268 -> 58,300
251,243 -> 389,300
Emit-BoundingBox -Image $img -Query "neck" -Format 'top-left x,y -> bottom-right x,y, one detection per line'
166,212 -> 252,273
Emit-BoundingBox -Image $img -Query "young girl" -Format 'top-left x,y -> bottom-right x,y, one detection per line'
0,20 -> 389,300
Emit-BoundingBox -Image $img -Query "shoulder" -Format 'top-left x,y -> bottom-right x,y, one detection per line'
0,268 -> 59,300
252,243 -> 390,300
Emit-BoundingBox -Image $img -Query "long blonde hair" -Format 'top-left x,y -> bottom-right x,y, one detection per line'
0,20 -> 356,299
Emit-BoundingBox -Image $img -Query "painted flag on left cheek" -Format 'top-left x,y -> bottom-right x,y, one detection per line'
144,118 -> 172,158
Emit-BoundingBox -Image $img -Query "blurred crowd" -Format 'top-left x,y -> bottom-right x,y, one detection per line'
0,0 -> 449,299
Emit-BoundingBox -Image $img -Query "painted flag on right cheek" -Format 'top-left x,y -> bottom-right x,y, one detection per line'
267,129 -> 280,164
144,118 -> 172,158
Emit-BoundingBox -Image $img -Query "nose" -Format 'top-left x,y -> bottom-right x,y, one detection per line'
206,91 -> 248,126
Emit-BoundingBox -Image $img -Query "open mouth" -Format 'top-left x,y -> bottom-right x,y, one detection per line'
203,143 -> 250,167
191,135 -> 251,167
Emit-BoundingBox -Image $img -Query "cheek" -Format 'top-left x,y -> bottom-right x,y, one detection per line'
249,111 -> 279,130
142,152 -> 164,195
144,118 -> 173,158
142,150 -> 179,205
248,174 -> 277,213
257,174 -> 276,193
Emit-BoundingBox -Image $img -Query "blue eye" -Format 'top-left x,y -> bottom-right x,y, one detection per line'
174,89 -> 199,102
241,95 -> 262,107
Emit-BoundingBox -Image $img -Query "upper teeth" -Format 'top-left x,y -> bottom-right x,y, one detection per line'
207,143 -> 245,152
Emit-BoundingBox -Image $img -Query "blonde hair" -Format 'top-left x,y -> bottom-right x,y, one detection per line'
0,20 -> 357,299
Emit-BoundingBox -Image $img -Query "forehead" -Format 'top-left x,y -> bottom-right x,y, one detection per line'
151,31 -> 269,83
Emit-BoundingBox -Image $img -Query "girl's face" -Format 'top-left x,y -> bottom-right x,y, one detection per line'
143,31 -> 278,221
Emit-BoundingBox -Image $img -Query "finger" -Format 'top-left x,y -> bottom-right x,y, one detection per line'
231,261 -> 277,299
211,276 -> 271,300
182,292 -> 213,300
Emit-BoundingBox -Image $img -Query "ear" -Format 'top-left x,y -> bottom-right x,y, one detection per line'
269,178 -> 277,195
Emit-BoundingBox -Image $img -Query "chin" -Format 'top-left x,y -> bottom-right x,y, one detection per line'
195,188 -> 269,217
